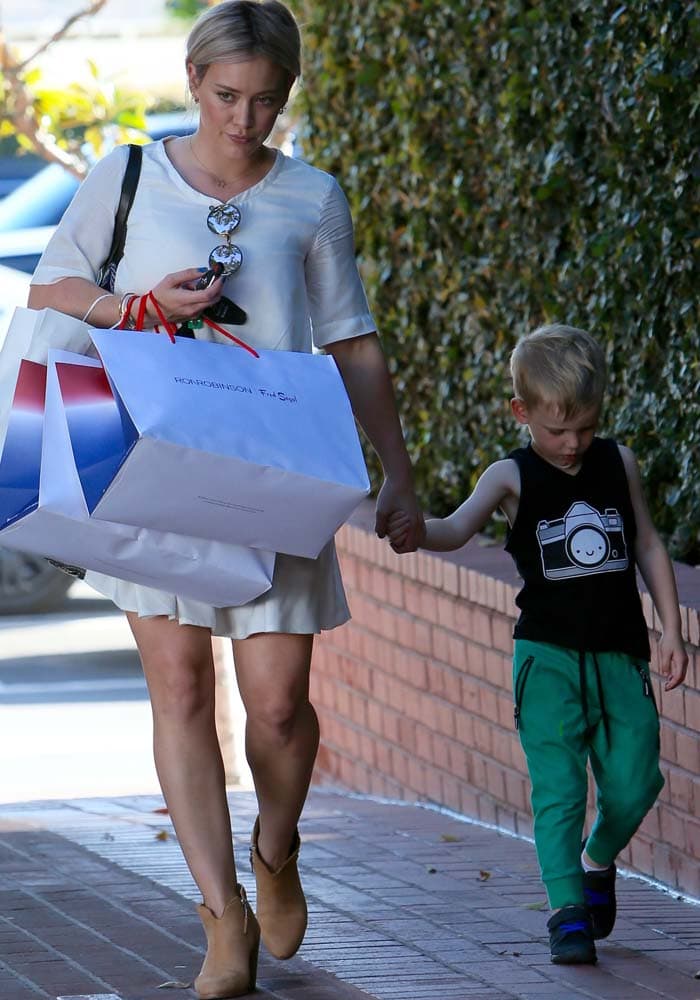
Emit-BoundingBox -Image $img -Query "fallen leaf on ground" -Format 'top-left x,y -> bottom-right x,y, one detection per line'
427,866 -> 437,874
153,806 -> 169,815
525,900 -> 548,910
102,832 -> 115,841
440,834 -> 462,842
157,980 -> 190,989
478,870 -> 491,881
155,830 -> 170,841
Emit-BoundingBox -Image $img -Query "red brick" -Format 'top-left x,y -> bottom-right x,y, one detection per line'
425,765 -> 444,803
638,805 -> 661,840
448,738 -> 469,777
504,769 -> 529,813
431,627 -> 451,666
443,561 -> 459,596
436,593 -> 457,630
455,710 -> 475,748
659,684 -> 685,725
688,608 -> 700,646
408,757 -> 427,794
629,835 -> 654,876
461,677 -> 481,713
491,614 -> 515,655
470,607 -> 492,646
479,686 -> 500,725
460,784 -> 479,817
659,724 -> 677,763
464,642 -> 486,679
478,795 -> 498,825
472,718 -> 492,755
431,732 -> 451,771
441,774 -> 463,812
684,690 -> 700,733
658,805 -> 687,851
485,761 -> 506,801
490,728 -> 514,768
667,767 -> 694,813
675,729 -> 700,774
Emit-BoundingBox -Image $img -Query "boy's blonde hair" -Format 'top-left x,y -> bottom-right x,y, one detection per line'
510,324 -> 607,418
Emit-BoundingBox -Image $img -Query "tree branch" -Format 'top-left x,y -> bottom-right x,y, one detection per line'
14,0 -> 110,73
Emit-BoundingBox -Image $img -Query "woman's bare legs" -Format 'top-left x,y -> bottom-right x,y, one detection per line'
127,613 -> 237,917
232,632 -> 317,870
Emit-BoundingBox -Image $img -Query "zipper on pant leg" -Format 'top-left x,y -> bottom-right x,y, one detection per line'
635,662 -> 658,713
514,654 -> 535,730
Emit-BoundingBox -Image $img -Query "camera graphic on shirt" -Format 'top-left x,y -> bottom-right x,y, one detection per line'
536,501 -> 629,580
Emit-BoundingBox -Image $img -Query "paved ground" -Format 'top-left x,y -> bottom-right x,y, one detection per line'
0,789 -> 699,1000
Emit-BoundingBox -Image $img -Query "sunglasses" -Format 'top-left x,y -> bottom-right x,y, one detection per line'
207,203 -> 243,275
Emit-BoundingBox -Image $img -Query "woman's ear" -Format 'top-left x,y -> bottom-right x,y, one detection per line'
186,62 -> 200,102
511,397 -> 529,425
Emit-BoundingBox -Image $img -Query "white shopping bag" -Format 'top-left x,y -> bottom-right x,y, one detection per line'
0,307 -> 98,452
0,352 -> 275,606
82,330 -> 370,559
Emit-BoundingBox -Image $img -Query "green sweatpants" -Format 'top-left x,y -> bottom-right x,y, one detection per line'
513,639 -> 663,910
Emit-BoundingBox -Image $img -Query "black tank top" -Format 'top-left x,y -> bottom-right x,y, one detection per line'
505,438 -> 650,660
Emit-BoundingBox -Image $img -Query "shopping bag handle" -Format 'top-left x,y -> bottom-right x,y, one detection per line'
119,291 -> 259,358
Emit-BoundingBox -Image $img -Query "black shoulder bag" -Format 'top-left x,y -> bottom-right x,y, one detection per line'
97,142 -> 143,291
48,143 -> 143,581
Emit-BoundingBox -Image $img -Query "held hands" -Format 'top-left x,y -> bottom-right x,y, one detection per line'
147,267 -> 225,327
375,477 -> 425,554
658,631 -> 689,691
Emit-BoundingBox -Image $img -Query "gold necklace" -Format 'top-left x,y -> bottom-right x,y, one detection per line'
189,137 -> 263,191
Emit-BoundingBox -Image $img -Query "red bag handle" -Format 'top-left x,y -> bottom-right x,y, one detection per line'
119,292 -> 259,358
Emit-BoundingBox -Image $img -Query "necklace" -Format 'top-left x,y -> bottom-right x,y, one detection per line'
189,137 -> 264,192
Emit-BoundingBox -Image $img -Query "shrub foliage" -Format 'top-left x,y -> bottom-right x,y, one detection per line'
291,0 -> 699,561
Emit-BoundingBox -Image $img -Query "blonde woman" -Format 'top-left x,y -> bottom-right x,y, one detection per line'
29,2 -> 422,996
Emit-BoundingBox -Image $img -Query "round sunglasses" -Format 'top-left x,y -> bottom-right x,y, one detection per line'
207,203 -> 243,275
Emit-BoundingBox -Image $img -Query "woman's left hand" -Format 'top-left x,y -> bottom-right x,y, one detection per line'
375,476 -> 424,553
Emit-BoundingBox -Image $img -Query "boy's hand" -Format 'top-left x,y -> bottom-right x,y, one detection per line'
386,510 -> 425,552
659,632 -> 689,690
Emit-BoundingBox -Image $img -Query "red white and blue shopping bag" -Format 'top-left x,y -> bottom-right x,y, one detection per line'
0,351 -> 275,606
81,329 -> 370,559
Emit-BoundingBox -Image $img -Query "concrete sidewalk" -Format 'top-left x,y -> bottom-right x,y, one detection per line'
0,789 -> 698,1000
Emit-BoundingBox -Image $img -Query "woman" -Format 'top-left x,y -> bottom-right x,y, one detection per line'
29,2 -> 421,997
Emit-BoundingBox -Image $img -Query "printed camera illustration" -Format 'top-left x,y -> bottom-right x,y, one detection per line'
536,501 -> 628,580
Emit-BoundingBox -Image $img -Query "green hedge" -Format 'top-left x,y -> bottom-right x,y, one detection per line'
291,0 -> 699,562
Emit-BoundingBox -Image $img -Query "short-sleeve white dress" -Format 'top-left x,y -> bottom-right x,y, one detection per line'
31,140 -> 376,638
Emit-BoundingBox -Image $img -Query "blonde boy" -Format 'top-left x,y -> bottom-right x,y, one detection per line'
389,324 -> 688,964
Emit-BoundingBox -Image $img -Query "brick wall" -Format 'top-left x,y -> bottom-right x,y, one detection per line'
311,500 -> 700,898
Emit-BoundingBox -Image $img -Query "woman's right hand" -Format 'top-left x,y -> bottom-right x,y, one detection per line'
147,268 -> 225,326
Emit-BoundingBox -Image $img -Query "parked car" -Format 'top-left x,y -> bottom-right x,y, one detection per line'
0,113 -> 196,613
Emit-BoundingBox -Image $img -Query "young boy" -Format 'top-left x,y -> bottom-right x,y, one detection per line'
388,324 -> 688,965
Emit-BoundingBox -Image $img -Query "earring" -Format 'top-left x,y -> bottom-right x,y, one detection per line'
278,105 -> 287,115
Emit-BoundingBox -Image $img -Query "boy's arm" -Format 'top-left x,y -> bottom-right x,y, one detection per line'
388,459 -> 519,553
619,445 -> 688,690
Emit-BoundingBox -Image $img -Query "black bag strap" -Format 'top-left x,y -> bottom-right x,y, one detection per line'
100,143 -> 143,280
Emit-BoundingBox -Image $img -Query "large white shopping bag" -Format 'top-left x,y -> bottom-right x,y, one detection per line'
81,330 -> 370,559
0,307 -> 98,452
0,352 -> 275,606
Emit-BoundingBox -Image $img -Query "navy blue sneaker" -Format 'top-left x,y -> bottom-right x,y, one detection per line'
583,861 -> 617,939
547,905 -> 597,964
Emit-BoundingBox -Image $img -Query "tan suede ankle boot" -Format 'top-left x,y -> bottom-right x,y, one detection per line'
250,817 -> 307,960
194,884 -> 260,999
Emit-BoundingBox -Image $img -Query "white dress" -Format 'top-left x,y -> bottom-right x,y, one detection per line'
31,140 -> 376,638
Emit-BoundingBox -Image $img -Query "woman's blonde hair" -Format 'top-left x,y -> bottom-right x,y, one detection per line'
510,324 -> 607,418
186,0 -> 301,83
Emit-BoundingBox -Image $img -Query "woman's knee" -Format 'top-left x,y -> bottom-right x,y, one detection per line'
245,688 -> 315,743
147,656 -> 214,722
